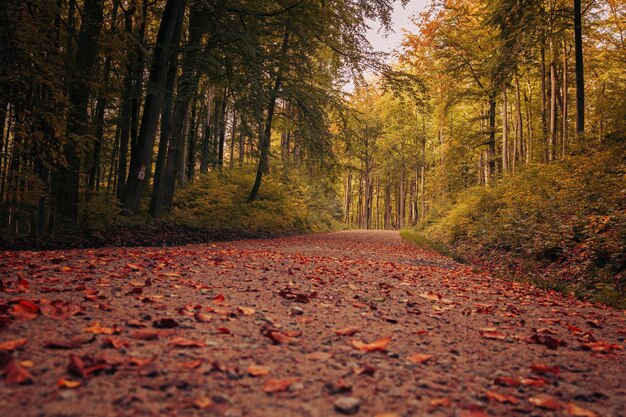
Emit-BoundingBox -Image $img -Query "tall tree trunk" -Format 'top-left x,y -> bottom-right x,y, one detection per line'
53,0 -> 103,226
89,1 -> 119,193
217,88 -> 228,171
186,94 -> 199,181
514,75 -> 524,170
122,0 -> 186,214
540,45 -> 548,162
549,40 -> 558,162
150,4 -> 202,217
562,39 -> 568,156
248,28 -> 290,203
487,96 -> 496,180
574,0 -> 585,135
200,86 -> 214,173
502,87 -> 509,174
229,109 -> 237,169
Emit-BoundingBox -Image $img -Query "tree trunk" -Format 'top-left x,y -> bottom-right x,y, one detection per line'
248,28 -> 290,203
562,39 -> 568,156
549,40 -> 558,162
574,0 -> 585,135
150,3 -> 202,217
514,75 -> 524,170
502,88 -> 509,174
53,0 -> 103,226
122,0 -> 186,214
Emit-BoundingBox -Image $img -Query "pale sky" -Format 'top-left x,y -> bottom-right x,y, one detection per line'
366,0 -> 430,57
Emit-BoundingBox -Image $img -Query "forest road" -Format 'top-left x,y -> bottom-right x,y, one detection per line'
0,230 -> 624,416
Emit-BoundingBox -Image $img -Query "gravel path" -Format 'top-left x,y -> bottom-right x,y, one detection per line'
0,230 -> 624,416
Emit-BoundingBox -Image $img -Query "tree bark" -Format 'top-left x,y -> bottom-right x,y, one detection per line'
574,0 -> 585,135
122,0 -> 186,214
53,0 -> 103,225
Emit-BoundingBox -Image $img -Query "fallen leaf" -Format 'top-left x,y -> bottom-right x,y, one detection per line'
429,397 -> 451,407
480,328 -> 507,340
529,394 -> 563,410
335,326 -> 359,336
58,377 -> 81,389
565,402 -> 598,417
169,337 -> 205,348
4,360 -> 34,384
530,363 -> 560,375
194,312 -> 212,323
494,376 -> 521,387
408,353 -> 434,364
40,300 -> 84,319
0,338 -> 27,351
84,321 -> 119,335
263,377 -> 300,393
193,397 -> 213,409
248,364 -> 270,376
351,336 -> 391,352
486,390 -> 518,404
237,306 -> 255,315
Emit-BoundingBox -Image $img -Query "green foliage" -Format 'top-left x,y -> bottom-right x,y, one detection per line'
170,166 -> 341,235
419,145 -> 626,306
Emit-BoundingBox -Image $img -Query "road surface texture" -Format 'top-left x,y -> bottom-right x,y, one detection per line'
0,231 -> 624,416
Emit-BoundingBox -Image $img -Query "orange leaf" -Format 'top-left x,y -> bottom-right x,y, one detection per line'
0,338 -> 27,351
11,300 -> 39,320
169,337 -> 205,348
565,403 -> 598,417
194,312 -> 212,323
58,377 -> 81,389
529,394 -> 563,410
520,377 -> 546,387
408,353 -> 434,364
429,397 -> 451,407
193,397 -> 213,409
335,326 -> 359,336
84,321 -> 119,335
248,364 -> 270,376
494,376 -> 520,387
486,390 -> 518,404
4,360 -> 34,384
530,363 -> 560,375
479,328 -> 507,340
351,336 -> 391,352
263,377 -> 299,393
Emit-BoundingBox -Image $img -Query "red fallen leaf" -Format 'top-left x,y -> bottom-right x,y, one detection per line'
169,337 -> 205,348
580,341 -> 623,353
11,300 -> 39,320
479,328 -> 507,340
40,300 -> 84,319
536,327 -> 557,335
429,397 -> 451,407
126,263 -> 143,271
530,363 -> 560,375
98,303 -> 112,311
566,325 -> 583,334
84,321 -> 120,335
408,353 -> 434,364
4,360 -> 34,384
351,336 -> 391,352
415,330 -> 429,336
494,376 -> 521,387
102,337 -> 130,349
486,390 -> 518,404
520,377 -> 546,387
212,294 -> 225,305
44,334 -> 94,349
0,338 -> 27,351
528,334 -> 567,350
67,353 -> 111,377
179,359 -> 203,369
335,326 -> 359,336
216,327 -> 231,334
127,357 -> 154,367
529,394 -> 563,410
565,402 -> 598,417
193,397 -> 213,409
58,377 -> 81,389
263,377 -> 300,393
295,316 -> 313,324
194,312 -> 212,323
248,364 -> 270,376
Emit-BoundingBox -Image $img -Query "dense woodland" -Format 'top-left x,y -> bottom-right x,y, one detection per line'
0,1 -> 624,298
